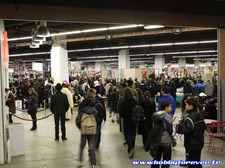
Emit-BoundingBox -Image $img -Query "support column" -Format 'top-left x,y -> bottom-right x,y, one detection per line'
194,60 -> 201,68
178,57 -> 186,68
119,49 -> 130,69
139,63 -> 146,69
218,29 -> 225,122
0,20 -> 8,164
95,62 -> 104,71
88,64 -> 94,71
154,55 -> 165,76
51,44 -> 69,84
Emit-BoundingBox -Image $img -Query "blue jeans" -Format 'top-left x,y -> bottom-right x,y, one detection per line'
108,106 -> 112,115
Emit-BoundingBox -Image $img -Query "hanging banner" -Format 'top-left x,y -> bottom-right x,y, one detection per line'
13,61 -> 19,72
19,62 -> 25,71
142,70 -> 147,78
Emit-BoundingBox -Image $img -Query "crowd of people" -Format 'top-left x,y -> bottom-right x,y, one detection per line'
5,74 -> 218,168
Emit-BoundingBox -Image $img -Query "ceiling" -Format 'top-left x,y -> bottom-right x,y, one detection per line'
5,20 -> 218,69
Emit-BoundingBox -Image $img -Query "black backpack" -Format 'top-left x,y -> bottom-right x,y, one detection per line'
145,115 -> 165,158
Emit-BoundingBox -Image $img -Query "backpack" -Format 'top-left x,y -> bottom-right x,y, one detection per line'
132,105 -> 145,124
145,115 -> 165,158
80,112 -> 97,135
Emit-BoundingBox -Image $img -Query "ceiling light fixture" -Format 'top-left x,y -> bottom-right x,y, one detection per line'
144,25 -> 164,29
36,21 -> 50,37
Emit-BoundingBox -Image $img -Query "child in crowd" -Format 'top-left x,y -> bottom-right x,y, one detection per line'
176,98 -> 205,168
151,100 -> 173,168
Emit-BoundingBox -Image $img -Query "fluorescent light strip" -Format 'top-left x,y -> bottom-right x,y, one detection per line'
151,43 -> 173,47
93,47 -> 110,51
174,41 -> 198,45
144,25 -> 164,29
9,52 -> 50,57
130,45 -> 151,48
108,24 -> 144,30
8,36 -> 32,41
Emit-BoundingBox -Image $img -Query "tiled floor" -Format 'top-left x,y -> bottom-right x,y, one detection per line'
1,107 -> 225,168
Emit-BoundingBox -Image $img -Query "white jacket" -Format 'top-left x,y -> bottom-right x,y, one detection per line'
61,88 -> 73,119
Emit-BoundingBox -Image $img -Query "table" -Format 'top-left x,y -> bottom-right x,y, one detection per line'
204,119 -> 219,135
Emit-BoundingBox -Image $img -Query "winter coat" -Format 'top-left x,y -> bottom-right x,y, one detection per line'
61,87 -> 73,119
178,109 -> 205,152
76,106 -> 98,129
184,82 -> 193,94
28,92 -> 38,110
153,111 -> 173,147
118,99 -> 138,127
5,92 -> 16,114
205,102 -> 217,120
138,84 -> 149,95
50,91 -> 69,115
108,91 -> 118,111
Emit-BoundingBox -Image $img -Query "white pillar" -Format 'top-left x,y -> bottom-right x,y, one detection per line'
95,62 -> 104,71
194,60 -> 201,67
88,64 -> 94,71
205,61 -> 212,66
178,58 -> 186,68
119,49 -> 130,69
51,44 -> 69,84
139,63 -> 146,69
84,67 -> 88,71
0,20 -> 8,164
154,55 -> 165,76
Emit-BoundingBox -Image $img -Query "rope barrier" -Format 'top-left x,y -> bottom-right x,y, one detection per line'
12,113 -> 53,121
16,107 -> 48,113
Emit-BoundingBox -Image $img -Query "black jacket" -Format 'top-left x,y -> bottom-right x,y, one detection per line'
138,84 -> 149,94
118,99 -> 138,127
108,91 -> 118,111
205,102 -> 217,120
50,91 -> 69,114
178,109 -> 205,152
184,82 -> 192,94
28,92 -> 38,110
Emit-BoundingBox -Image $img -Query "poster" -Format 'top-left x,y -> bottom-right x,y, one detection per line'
19,62 -> 25,71
142,70 -> 147,78
13,62 -> 19,72
70,61 -> 81,72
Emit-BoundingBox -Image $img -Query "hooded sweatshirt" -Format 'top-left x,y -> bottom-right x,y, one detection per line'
153,111 -> 173,147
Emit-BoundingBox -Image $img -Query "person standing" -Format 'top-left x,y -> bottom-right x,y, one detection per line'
5,88 -> 16,123
158,86 -> 176,116
61,84 -> 73,120
176,98 -> 205,168
50,83 -> 69,141
27,88 -> 38,131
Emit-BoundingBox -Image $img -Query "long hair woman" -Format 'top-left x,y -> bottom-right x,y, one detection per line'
140,91 -> 156,146
27,87 -> 38,131
118,87 -> 138,159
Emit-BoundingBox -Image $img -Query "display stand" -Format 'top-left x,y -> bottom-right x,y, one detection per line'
7,123 -> 25,156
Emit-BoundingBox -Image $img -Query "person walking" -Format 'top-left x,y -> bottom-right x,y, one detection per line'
50,83 -> 69,141
76,88 -> 100,168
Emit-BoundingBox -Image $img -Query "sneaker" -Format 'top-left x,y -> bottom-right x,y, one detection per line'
129,148 -> 135,159
112,119 -> 115,123
78,162 -> 84,167
92,165 -> 99,168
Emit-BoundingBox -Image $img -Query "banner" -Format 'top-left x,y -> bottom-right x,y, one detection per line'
19,62 -> 25,71
13,62 -> 19,72
70,61 -> 81,72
